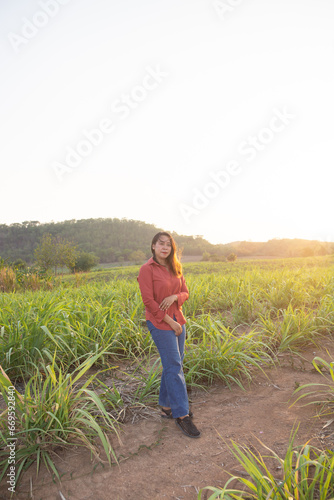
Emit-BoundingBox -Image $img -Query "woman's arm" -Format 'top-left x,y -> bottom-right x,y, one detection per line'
137,265 -> 167,323
176,275 -> 189,306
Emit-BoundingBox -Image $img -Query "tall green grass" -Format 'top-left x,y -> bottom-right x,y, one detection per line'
1,257 -> 333,382
257,305 -> 327,352
185,317 -> 273,387
0,352 -> 120,486
0,283 -> 151,379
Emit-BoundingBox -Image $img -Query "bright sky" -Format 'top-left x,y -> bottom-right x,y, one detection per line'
1,0 -> 333,244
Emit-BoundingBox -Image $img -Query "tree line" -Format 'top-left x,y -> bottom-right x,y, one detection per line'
0,218 -> 332,265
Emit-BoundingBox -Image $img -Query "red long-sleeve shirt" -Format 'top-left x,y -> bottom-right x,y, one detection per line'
137,257 -> 189,330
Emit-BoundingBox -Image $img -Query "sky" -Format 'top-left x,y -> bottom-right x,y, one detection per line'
1,0 -> 333,245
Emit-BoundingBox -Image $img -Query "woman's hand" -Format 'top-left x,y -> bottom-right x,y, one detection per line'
172,321 -> 183,336
162,314 -> 182,335
159,295 -> 177,311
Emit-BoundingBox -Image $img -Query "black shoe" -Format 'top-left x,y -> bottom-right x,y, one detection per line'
161,408 -> 193,419
175,416 -> 201,438
160,408 -> 173,419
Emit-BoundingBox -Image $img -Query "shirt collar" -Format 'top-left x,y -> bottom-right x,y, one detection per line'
148,256 -> 169,269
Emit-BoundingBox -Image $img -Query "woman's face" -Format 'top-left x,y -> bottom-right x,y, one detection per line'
152,236 -> 172,260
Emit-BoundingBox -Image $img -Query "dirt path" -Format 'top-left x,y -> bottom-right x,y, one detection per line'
3,339 -> 334,500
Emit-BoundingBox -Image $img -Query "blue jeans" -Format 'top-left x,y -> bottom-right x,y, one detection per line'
146,320 -> 189,419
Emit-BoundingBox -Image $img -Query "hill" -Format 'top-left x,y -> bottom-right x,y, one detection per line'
215,238 -> 333,259
0,219 -> 332,264
0,219 -> 212,263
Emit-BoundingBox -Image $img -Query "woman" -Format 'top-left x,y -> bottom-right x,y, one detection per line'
137,231 -> 201,438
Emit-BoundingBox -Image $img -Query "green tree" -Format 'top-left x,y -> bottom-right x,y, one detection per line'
55,238 -> 77,273
227,253 -> 237,262
202,252 -> 210,261
34,234 -> 54,271
34,234 -> 77,274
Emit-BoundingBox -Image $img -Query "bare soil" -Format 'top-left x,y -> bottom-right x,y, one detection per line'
2,339 -> 334,500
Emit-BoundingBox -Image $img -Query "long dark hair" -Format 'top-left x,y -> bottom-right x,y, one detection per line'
151,232 -> 182,277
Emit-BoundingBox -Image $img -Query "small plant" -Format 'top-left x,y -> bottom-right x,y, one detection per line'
98,358 -> 161,422
20,271 -> 43,291
199,427 -> 334,499
293,356 -> 334,417
0,267 -> 16,293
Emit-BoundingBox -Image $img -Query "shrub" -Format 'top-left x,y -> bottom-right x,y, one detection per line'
70,252 -> 99,272
12,259 -> 27,270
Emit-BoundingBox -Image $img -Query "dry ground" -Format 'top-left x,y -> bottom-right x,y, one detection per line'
2,338 -> 334,500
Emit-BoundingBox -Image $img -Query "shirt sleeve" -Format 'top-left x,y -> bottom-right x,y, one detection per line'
176,275 -> 189,307
137,265 -> 167,323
